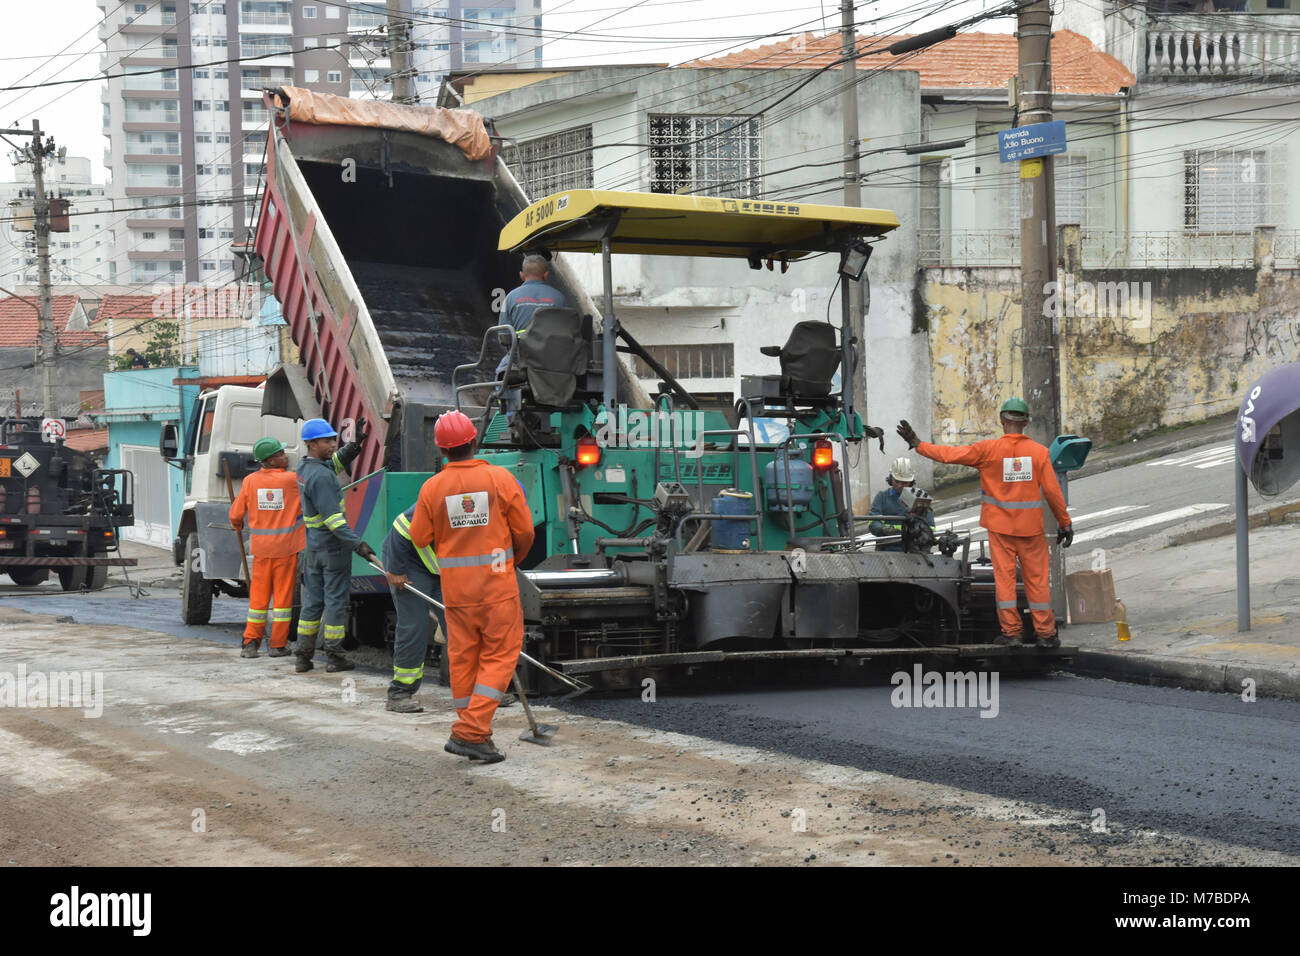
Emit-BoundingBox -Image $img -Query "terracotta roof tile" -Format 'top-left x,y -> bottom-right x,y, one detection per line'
686,30 -> 1134,96
0,295 -> 104,349
63,427 -> 109,454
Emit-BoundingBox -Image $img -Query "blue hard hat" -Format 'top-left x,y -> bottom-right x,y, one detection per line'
301,418 -> 337,441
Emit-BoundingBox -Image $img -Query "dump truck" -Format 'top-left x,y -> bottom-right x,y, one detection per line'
167,86 -> 646,639
176,87 -> 1069,686
0,418 -> 136,589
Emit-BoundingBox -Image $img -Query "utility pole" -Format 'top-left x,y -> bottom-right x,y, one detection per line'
1017,0 -> 1059,444
840,0 -> 867,503
3,120 -> 58,419
1014,1 -> 1066,618
386,0 -> 415,104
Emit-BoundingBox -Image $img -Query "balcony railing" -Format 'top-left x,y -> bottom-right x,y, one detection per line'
920,229 -> 1299,269
242,109 -> 270,124
123,110 -> 180,124
126,175 -> 182,189
1145,14 -> 1300,77
239,13 -> 291,26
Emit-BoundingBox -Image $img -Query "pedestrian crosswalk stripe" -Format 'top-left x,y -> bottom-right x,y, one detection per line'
1194,455 -> 1237,470
1072,503 -> 1228,544
1145,445 -> 1233,468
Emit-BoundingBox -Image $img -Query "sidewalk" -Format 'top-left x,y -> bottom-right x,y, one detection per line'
1061,522 -> 1300,700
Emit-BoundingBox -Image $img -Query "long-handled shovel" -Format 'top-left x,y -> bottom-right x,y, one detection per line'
364,558 -> 587,743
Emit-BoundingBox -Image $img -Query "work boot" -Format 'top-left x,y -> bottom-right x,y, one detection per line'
325,654 -> 355,673
295,655 -> 314,673
1037,633 -> 1061,649
498,692 -> 517,708
992,634 -> 1021,647
267,645 -> 291,658
387,695 -> 423,714
444,736 -> 505,764
240,641 -> 260,658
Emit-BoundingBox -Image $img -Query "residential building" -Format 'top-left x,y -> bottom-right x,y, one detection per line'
0,294 -> 107,418
0,155 -> 118,288
98,365 -> 200,548
697,19 -> 1300,458
98,1 -> 543,290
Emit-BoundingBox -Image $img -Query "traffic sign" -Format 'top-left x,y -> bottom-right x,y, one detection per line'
998,121 -> 1067,163
13,452 -> 39,478
41,418 -> 66,443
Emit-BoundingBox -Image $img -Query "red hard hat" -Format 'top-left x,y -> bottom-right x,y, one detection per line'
434,410 -> 477,449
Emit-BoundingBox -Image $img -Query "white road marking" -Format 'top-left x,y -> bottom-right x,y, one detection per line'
1194,455 -> 1237,470
1145,445 -> 1233,467
1072,503 -> 1228,544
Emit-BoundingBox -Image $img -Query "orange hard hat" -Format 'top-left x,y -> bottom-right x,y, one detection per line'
434,410 -> 477,449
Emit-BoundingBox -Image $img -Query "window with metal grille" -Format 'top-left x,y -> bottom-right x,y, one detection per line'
505,126 -> 593,201
648,114 -> 761,198
1184,148 -> 1283,233
918,158 -> 947,267
1000,152 -> 1104,231
633,343 -> 734,380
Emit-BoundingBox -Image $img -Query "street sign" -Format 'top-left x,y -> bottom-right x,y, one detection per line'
13,452 -> 39,478
998,121 -> 1067,163
41,418 -> 66,443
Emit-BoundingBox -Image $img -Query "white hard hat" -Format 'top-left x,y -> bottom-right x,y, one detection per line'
889,457 -> 916,483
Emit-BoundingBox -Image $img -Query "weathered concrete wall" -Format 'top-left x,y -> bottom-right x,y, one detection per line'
0,348 -> 109,418
923,257 -> 1300,484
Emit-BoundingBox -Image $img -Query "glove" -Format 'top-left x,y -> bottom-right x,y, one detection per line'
355,541 -> 376,562
355,416 -> 369,445
896,419 -> 921,449
1057,526 -> 1074,548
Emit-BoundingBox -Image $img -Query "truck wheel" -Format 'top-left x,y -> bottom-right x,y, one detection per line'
57,566 -> 88,591
181,531 -> 213,625
87,565 -> 109,590
8,567 -> 50,587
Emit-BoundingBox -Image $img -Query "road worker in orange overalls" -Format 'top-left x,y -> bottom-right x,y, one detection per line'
408,410 -> 534,764
229,437 -> 304,659
898,398 -> 1073,648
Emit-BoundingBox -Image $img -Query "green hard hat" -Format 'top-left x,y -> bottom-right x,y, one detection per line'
253,437 -> 286,461
1000,397 -> 1030,416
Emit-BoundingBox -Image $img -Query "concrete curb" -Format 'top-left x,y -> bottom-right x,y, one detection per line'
937,430 -> 1233,515
1165,501 -> 1300,547
1066,648 -> 1300,702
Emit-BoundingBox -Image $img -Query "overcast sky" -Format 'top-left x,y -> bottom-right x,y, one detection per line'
0,0 -> 1007,183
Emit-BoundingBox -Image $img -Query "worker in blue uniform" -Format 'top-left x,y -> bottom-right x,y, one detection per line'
868,457 -> 935,552
294,416 -> 376,674
380,504 -> 446,713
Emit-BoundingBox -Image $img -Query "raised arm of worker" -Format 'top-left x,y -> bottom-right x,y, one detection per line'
899,419 -> 994,469
331,416 -> 369,476
302,461 -> 363,550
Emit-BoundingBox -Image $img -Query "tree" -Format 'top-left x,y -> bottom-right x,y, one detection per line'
112,322 -> 179,370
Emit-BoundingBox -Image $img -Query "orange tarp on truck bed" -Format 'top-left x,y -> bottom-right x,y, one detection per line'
269,86 -> 492,161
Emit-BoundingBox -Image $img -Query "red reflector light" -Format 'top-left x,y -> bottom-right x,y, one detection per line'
812,439 -> 834,470
576,435 -> 601,467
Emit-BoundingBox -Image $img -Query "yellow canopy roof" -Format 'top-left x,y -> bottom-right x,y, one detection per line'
498,189 -> 899,260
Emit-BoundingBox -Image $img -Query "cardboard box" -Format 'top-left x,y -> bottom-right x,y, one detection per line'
1066,569 -> 1116,624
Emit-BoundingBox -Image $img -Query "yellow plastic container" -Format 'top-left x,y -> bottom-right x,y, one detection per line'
1115,600 -> 1131,642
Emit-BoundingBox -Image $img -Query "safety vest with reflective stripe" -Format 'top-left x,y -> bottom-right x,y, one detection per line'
229,467 -> 304,557
392,505 -> 439,575
916,433 -> 1071,536
407,458 -> 535,608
